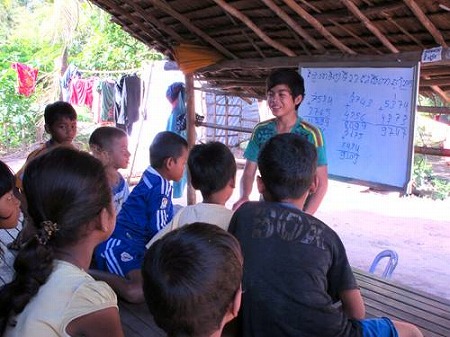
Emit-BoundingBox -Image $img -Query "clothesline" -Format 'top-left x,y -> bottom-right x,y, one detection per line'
76,67 -> 141,74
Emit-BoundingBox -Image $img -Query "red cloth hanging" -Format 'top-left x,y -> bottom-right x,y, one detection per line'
11,63 -> 39,97
69,77 -> 95,109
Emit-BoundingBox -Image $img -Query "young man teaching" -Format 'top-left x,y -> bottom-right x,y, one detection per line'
233,68 -> 328,214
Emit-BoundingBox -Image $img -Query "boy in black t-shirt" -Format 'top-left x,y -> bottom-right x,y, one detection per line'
228,133 -> 422,337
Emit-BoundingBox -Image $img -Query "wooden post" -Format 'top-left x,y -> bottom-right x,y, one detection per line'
185,74 -> 196,205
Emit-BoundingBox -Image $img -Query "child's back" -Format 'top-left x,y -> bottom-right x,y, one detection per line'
0,147 -> 123,337
147,141 -> 236,247
229,133 -> 422,337
230,200 -> 358,336
142,223 -> 243,337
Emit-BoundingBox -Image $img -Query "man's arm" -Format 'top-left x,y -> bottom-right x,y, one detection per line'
232,160 -> 257,211
303,165 -> 328,215
339,288 -> 365,320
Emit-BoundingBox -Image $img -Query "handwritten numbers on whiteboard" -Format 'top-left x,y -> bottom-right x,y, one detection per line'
299,65 -> 418,190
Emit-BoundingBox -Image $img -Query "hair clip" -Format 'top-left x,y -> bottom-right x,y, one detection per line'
35,220 -> 59,245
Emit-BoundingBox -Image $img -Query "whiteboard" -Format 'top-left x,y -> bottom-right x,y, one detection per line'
298,64 -> 419,192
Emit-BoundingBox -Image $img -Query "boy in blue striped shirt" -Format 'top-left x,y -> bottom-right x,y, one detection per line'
91,131 -> 188,303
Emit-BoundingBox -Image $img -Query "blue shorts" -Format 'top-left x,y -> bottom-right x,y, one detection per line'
94,237 -> 145,277
360,317 -> 398,337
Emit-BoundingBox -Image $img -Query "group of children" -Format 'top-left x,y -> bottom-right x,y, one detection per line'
0,69 -> 423,337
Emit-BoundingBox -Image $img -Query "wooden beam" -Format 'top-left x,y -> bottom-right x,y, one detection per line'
148,0 -> 237,59
403,0 -> 448,47
417,106 -> 450,115
260,0 -> 326,52
419,77 -> 450,87
199,51 -> 422,72
382,13 -> 425,49
98,1 -> 171,49
282,0 -> 356,54
327,19 -> 383,55
127,2 -> 182,42
429,85 -> 450,103
212,0 -> 297,57
310,1 -> 405,23
198,121 -> 253,134
421,67 -> 450,77
415,146 -> 450,157
185,74 -> 196,205
224,12 -> 266,58
340,0 -> 399,53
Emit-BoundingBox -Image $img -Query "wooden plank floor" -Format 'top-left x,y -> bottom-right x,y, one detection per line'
354,268 -> 450,337
2,229 -> 449,337
119,301 -> 166,337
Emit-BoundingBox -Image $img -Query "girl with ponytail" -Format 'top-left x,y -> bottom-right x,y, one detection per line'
0,147 -> 124,337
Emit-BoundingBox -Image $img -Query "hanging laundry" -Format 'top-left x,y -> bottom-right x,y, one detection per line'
115,74 -> 142,135
99,79 -> 116,122
11,63 -> 39,97
60,64 -> 80,102
69,77 -> 96,109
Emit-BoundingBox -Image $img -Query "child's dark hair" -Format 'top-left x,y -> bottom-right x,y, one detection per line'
258,133 -> 317,201
0,160 -> 15,198
0,147 -> 111,334
266,68 -> 305,109
44,101 -> 77,127
89,126 -> 127,152
188,142 -> 236,198
150,131 -> 188,169
142,223 -> 243,337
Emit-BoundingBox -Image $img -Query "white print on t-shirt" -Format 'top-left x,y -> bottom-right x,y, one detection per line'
252,208 -> 325,249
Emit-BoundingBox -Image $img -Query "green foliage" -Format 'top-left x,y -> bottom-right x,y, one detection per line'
0,42 -> 45,153
413,155 -> 450,200
1,0 -> 163,153
69,4 -> 163,71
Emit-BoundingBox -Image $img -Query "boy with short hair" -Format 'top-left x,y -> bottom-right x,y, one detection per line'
10,101 -> 77,249
147,141 -> 236,247
229,133 -> 422,337
233,68 -> 328,214
91,131 -> 188,303
142,223 -> 243,337
89,126 -> 131,214
16,101 -> 78,189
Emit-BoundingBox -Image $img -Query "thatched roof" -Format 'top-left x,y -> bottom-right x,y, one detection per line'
89,0 -> 450,101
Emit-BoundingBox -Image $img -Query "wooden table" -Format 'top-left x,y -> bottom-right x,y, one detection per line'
354,268 -> 450,337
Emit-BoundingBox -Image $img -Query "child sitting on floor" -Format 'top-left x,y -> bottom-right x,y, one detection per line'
10,101 -> 78,250
0,161 -> 21,230
91,131 -> 188,303
89,126 -> 131,215
16,101 -> 78,189
229,133 -> 422,337
0,147 -> 124,337
142,223 -> 243,337
147,141 -> 236,247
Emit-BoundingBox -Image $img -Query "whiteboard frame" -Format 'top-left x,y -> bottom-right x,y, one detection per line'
298,61 -> 420,193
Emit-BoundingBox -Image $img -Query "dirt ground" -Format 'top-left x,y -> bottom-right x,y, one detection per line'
2,120 -> 449,300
